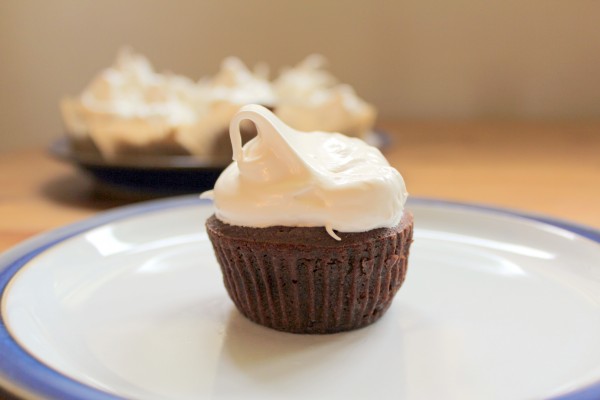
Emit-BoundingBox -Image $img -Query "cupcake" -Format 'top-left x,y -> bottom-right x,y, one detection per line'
61,48 -> 201,160
273,55 -> 377,140
61,51 -> 376,163
178,57 -> 277,159
60,50 -> 275,161
203,105 -> 412,334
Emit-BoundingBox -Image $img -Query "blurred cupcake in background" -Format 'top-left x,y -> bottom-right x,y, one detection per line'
178,57 -> 276,159
60,49 -> 377,162
274,55 -> 376,140
61,49 -> 201,159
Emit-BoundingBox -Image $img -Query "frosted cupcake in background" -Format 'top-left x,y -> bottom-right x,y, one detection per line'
203,105 -> 413,334
61,50 -> 378,162
61,50 -> 274,161
61,49 -> 201,159
274,55 -> 377,140
197,57 -> 274,107
179,57 -> 276,159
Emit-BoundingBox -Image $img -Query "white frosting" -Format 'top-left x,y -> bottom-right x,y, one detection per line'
61,49 -> 201,158
274,55 -> 376,138
203,105 -> 407,240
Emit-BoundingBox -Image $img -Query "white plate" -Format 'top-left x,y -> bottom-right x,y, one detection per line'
1,197 -> 600,400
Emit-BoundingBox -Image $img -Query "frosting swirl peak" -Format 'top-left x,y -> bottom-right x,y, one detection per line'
205,105 -> 407,240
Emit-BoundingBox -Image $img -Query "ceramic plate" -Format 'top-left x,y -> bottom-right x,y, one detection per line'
1,197 -> 600,400
48,131 -> 390,197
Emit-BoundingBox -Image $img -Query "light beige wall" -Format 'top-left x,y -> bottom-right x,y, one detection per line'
1,0 -> 599,151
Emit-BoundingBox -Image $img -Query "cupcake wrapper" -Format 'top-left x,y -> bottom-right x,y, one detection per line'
207,222 -> 413,334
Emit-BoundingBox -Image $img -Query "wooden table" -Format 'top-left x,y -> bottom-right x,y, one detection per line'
1,120 -> 599,255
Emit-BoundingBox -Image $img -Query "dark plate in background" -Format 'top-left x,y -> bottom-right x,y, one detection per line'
49,137 -> 229,197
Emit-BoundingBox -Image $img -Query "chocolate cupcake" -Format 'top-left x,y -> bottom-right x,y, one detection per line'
206,213 -> 412,334
202,105 -> 412,334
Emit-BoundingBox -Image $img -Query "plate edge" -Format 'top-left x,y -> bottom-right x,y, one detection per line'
0,195 -> 207,400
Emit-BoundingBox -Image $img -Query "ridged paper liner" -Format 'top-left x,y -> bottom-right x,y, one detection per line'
207,219 -> 413,334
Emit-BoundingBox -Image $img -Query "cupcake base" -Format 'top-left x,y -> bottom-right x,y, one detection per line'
206,213 -> 414,334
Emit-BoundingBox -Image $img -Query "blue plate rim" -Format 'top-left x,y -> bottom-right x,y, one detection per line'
0,195 -> 599,400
